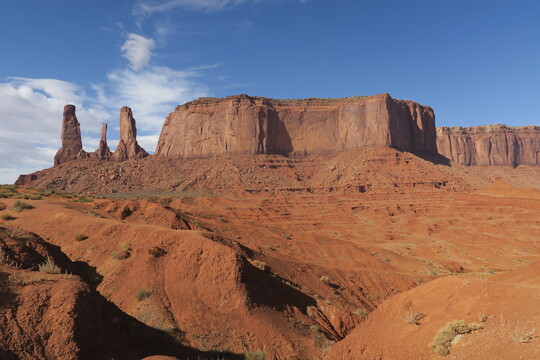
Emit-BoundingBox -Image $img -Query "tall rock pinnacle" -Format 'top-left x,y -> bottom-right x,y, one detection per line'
112,106 -> 149,161
54,105 -> 86,165
90,123 -> 112,160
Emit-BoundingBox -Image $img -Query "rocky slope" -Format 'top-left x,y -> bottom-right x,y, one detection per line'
155,93 -> 437,158
436,124 -> 540,167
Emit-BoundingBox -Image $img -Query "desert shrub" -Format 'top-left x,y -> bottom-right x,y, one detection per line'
148,247 -> 167,257
0,248 -> 9,265
135,288 -> 151,301
430,320 -> 484,355
74,233 -> 89,241
8,273 -> 27,285
245,350 -> 266,360
13,201 -> 33,212
0,212 -> 15,221
77,194 -> 92,203
0,192 -> 6,198
121,243 -> 132,252
252,260 -> 268,271
9,227 -> 28,240
38,257 -> 61,274
111,251 -> 130,260
320,275 -> 330,285
30,195 -> 42,200
511,322 -> 536,343
354,308 -> 368,319
405,309 -> 426,325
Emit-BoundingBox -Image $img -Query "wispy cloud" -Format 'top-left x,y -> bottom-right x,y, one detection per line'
121,33 -> 156,71
135,0 -> 307,15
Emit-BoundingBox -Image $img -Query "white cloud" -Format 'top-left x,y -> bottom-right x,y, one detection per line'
0,78 -> 110,184
121,33 -> 156,71
101,65 -> 209,135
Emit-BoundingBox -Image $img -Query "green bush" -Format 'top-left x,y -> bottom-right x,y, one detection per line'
13,201 -> 34,212
0,212 -> 15,221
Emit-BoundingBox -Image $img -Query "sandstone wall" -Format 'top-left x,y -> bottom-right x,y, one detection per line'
436,125 -> 540,167
155,93 -> 437,158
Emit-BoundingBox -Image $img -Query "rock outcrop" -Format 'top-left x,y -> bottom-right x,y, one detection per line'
437,125 -> 540,167
155,93 -> 437,158
54,105 -> 86,165
89,123 -> 112,161
112,106 -> 149,161
53,105 -> 148,165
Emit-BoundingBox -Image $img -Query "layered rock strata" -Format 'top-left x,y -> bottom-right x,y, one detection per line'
155,93 -> 437,158
437,125 -> 540,167
112,106 -> 149,161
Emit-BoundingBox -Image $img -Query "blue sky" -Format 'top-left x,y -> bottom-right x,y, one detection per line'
0,0 -> 539,183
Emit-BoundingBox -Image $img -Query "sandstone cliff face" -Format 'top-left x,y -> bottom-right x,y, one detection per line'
54,105 -> 86,165
437,125 -> 540,167
112,106 -> 149,161
155,93 -> 437,158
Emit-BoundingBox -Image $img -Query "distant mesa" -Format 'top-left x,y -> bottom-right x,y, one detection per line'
54,105 -> 148,165
49,94 -> 540,169
437,124 -> 540,167
155,93 -> 438,157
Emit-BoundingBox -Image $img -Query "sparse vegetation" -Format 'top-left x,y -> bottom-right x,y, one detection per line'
245,350 -> 266,360
320,275 -> 330,285
9,227 -> 28,240
135,288 -> 152,301
511,322 -> 536,343
252,260 -> 268,271
403,301 -> 425,325
354,308 -> 369,319
111,251 -> 130,260
38,257 -> 62,274
405,309 -> 426,325
430,320 -> 484,355
12,201 -> 33,212
8,273 -> 27,285
148,246 -> 167,257
0,212 -> 16,221
74,233 -> 89,241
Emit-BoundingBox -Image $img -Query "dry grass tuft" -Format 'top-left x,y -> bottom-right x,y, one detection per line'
38,257 -> 61,274
430,320 -> 484,355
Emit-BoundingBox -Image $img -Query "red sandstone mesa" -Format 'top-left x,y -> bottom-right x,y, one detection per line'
437,124 -> 540,167
154,93 -> 437,158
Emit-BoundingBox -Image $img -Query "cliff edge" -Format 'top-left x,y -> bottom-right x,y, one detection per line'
155,93 -> 437,158
437,125 -> 540,167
